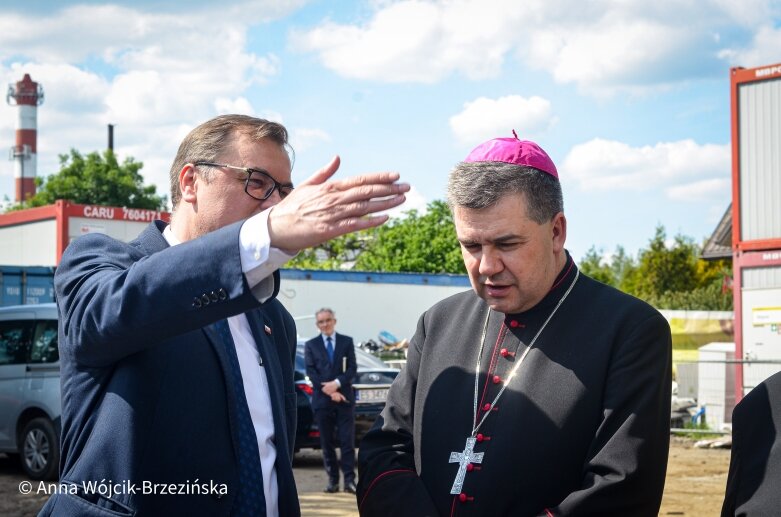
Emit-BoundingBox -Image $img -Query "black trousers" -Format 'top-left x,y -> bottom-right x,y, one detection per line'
314,403 -> 356,484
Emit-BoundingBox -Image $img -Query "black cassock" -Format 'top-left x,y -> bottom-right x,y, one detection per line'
358,257 -> 671,516
721,370 -> 781,516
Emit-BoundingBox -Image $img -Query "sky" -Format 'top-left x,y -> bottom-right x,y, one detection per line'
0,0 -> 779,262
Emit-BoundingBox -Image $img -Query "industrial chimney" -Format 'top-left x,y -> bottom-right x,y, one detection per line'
7,74 -> 44,203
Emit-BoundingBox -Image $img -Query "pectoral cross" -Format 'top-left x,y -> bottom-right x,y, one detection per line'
449,436 -> 483,494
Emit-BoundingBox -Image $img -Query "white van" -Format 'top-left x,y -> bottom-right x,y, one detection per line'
0,303 -> 60,480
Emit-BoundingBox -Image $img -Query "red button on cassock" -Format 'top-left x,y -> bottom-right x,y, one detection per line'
493,375 -> 501,384
466,463 -> 474,472
509,320 -> 519,328
459,493 -> 467,503
476,433 -> 484,442
483,403 -> 491,411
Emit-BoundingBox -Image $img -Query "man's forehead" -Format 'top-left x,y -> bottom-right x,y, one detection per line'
231,134 -> 292,176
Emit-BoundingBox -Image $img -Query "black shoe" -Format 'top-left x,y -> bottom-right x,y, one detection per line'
344,481 -> 357,494
324,483 -> 339,494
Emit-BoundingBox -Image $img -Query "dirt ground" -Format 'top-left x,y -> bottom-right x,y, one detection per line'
659,436 -> 731,516
0,438 -> 730,516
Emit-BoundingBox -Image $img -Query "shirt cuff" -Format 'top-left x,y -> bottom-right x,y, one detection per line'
240,209 -> 297,301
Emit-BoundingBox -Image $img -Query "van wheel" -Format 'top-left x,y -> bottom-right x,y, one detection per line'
20,418 -> 59,480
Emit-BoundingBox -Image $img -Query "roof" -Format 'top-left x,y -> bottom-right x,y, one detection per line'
702,204 -> 732,260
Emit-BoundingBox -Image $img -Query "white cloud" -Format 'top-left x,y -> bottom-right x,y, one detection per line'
291,128 -> 331,152
215,97 -> 256,116
383,185 -> 428,219
666,178 -> 731,201
293,0 -> 778,95
0,2 -> 304,199
449,95 -> 554,144
718,25 -> 781,68
561,138 -> 730,200
291,0 -> 518,83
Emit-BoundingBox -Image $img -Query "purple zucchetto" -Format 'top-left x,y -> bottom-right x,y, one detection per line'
463,130 -> 558,179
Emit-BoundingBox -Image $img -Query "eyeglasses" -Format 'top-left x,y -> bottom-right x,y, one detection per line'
193,161 -> 294,201
316,318 -> 334,325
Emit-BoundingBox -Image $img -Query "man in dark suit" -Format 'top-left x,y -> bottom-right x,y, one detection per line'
40,114 -> 408,516
722,370 -> 781,516
304,308 -> 358,494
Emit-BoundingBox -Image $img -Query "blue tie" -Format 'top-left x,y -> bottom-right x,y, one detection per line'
213,319 -> 266,517
326,336 -> 334,363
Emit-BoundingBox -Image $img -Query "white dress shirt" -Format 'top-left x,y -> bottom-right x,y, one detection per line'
164,208 -> 294,517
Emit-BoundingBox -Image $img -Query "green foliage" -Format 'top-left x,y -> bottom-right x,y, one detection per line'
578,246 -> 616,287
633,226 -> 699,299
354,200 -> 465,274
10,149 -> 166,210
287,232 -> 368,270
576,225 -> 733,311
288,200 -> 464,273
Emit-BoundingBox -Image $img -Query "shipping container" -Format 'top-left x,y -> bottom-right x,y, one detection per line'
0,266 -> 56,307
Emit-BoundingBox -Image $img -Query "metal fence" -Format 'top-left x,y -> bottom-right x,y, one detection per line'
674,359 -> 781,432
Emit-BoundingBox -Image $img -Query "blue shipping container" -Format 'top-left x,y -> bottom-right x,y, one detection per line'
0,266 -> 56,307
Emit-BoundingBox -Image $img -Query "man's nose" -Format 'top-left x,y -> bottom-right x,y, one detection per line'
478,248 -> 503,276
260,189 -> 284,210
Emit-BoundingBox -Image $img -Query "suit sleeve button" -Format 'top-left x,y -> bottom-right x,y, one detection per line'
193,298 -> 202,308
210,291 -> 219,302
218,288 -> 227,300
201,294 -> 211,305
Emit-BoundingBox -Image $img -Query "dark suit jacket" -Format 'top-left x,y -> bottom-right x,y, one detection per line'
304,333 -> 357,410
722,370 -> 781,516
39,220 -> 300,517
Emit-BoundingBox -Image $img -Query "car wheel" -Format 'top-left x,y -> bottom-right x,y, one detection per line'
19,417 -> 59,480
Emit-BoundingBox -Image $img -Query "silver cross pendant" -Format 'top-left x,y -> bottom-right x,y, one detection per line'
449,436 -> 484,494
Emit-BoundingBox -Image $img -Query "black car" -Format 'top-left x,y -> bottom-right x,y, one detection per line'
293,341 -> 400,451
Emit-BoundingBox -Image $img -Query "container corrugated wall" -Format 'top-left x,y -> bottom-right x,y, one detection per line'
738,76 -> 781,241
0,266 -> 56,307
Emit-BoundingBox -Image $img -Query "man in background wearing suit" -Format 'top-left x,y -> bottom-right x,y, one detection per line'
305,308 -> 358,494
42,114 -> 408,517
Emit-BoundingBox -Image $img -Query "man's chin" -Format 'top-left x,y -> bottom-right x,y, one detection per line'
480,293 -> 519,314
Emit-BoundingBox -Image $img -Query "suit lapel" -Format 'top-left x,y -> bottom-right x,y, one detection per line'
245,309 -> 300,515
201,324 -> 242,463
245,310 -> 287,448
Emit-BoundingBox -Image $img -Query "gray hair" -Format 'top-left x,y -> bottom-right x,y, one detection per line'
446,162 -> 563,224
169,114 -> 293,209
315,308 -> 335,319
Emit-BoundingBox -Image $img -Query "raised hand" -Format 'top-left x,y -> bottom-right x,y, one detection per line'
267,156 -> 409,253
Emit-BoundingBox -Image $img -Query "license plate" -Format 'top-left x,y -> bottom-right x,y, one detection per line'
356,388 -> 389,403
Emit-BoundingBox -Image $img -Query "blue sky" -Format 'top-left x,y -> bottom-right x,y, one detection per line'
1,0 -> 779,262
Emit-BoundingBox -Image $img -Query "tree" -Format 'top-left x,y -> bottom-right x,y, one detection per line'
354,200 -> 465,273
578,246 -> 616,286
577,227 -> 732,310
12,149 -> 166,210
287,232 -> 368,270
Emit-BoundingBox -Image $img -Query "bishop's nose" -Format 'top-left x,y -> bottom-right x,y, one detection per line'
478,249 -> 503,277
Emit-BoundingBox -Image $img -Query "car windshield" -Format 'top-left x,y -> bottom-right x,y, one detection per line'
296,341 -> 394,370
355,348 -> 390,369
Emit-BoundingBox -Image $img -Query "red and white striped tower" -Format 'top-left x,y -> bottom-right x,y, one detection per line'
7,74 -> 44,202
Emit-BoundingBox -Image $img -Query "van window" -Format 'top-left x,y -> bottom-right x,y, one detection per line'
30,320 -> 58,364
0,320 -> 33,365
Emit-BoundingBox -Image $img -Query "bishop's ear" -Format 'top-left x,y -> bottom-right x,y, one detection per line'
551,212 -> 567,252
